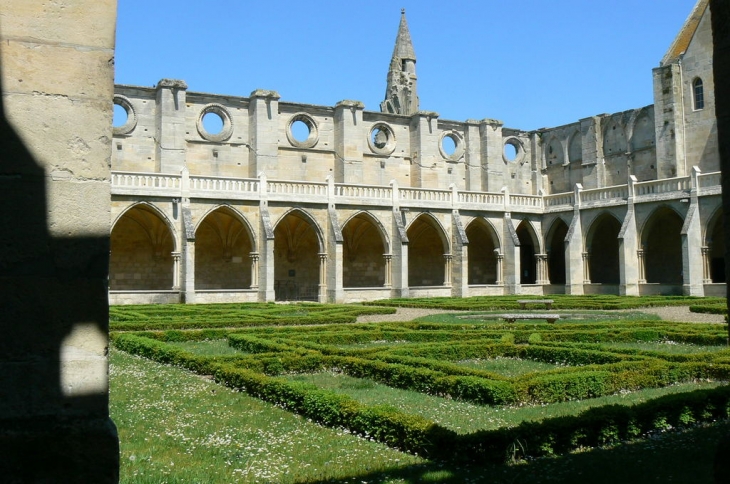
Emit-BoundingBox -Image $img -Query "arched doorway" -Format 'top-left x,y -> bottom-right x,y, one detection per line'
465,219 -> 499,284
110,204 -> 175,290
642,207 -> 683,284
546,219 -> 568,285
586,213 -> 621,284
195,207 -> 254,289
516,220 -> 538,284
342,213 -> 387,287
274,210 -> 322,300
408,214 -> 448,287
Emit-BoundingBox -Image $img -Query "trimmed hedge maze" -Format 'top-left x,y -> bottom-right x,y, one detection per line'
112,316 -> 730,463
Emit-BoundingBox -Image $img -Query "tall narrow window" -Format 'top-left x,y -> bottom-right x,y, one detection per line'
693,78 -> 705,110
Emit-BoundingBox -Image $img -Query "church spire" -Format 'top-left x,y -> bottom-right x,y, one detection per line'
381,9 -> 419,115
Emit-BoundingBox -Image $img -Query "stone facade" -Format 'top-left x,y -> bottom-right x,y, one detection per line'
0,0 -> 119,480
110,0 -> 724,305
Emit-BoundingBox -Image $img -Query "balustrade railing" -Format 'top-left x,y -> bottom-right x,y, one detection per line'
335,184 -> 392,200
399,188 -> 452,203
111,172 -> 181,189
634,177 -> 691,196
110,170 -> 722,211
190,176 -> 258,193
580,185 -> 629,204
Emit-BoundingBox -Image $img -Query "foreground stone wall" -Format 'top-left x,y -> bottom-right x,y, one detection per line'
0,1 -> 119,480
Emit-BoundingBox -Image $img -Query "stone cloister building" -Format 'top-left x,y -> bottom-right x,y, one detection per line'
109,0 -> 724,305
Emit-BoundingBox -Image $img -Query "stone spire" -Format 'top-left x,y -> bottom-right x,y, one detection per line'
381,9 -> 419,115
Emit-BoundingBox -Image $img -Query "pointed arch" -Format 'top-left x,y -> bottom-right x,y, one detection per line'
640,206 -> 683,284
568,130 -> 582,164
465,217 -> 501,284
194,204 -> 257,252
195,205 -> 256,290
407,213 -> 450,287
705,207 -> 725,283
516,219 -> 539,284
545,218 -> 569,285
110,202 -> 176,290
585,212 -> 622,284
342,211 -> 389,288
273,209 -> 324,300
112,202 -> 178,251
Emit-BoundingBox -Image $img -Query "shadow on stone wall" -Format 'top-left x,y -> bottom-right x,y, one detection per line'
0,23 -> 119,482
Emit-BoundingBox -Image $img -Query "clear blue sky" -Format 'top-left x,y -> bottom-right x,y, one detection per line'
115,1 -> 698,131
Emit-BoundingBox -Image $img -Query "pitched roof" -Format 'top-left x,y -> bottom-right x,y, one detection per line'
661,0 -> 709,66
392,9 -> 416,62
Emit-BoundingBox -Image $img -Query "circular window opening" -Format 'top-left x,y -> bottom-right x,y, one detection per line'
367,123 -> 396,155
441,135 -> 457,156
202,111 -> 224,135
291,120 -> 311,143
504,143 -> 518,161
372,127 -> 389,149
113,103 -> 128,128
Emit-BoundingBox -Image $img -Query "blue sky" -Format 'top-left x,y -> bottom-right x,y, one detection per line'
115,1 -> 698,131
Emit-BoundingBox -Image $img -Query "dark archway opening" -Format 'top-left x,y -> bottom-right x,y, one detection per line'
588,214 -> 621,284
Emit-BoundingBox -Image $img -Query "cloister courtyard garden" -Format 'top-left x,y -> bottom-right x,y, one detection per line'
110,295 -> 730,483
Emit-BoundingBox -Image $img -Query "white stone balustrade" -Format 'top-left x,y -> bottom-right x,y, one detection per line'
111,170 -> 721,212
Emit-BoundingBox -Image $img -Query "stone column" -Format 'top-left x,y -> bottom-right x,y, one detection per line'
582,252 -> 591,284
536,254 -> 549,285
334,100 -> 364,183
495,250 -> 504,285
0,1 -> 119,480
249,252 -> 260,289
182,239 -> 196,303
248,90 -> 281,178
619,179 -> 640,295
502,214 -> 521,294
318,253 -> 328,302
443,254 -> 453,286
383,254 -> 393,287
171,252 -> 181,290
564,187 -> 585,294
637,249 -> 646,284
702,246 -> 712,284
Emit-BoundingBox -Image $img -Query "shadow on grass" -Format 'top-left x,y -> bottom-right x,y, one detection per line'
296,420 -> 730,484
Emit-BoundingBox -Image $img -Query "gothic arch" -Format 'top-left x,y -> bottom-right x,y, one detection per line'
407,213 -> 450,287
640,206 -> 684,284
273,208 -> 324,300
195,205 -> 256,290
341,211 -> 389,288
465,217 -> 501,284
112,201 -> 178,251
194,204 -> 257,252
705,207 -> 726,283
545,217 -> 569,285
110,202 -> 177,290
585,212 -> 622,284
516,219 -> 540,284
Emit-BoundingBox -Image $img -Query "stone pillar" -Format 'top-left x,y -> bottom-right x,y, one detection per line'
383,254 -> 393,287
495,250 -> 504,285
182,239 -> 196,303
248,90 -> 281,178
502,214 -> 521,294
619,177 -> 640,295
479,118 -> 505,192
564,186 -> 585,295
681,179 -> 705,296
443,254 -> 453,286
653,64 -> 687,179
318,253 -> 328,303
391,181 -> 410,298
155,79 -> 188,174
0,1 -> 119,480
258,174 -> 276,302
334,100 -> 365,183
535,254 -> 549,285
409,111 -> 441,188
637,249 -> 647,284
579,116 -> 603,189
702,246 -> 712,284
451,207 -> 469,297
583,252 -> 592,284
249,252 -> 260,289
171,252 -> 181,290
